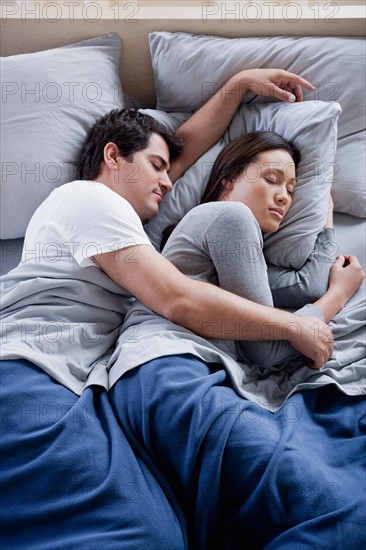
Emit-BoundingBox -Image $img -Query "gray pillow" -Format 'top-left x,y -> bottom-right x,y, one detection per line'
0,238 -> 23,277
1,33 -> 124,239
144,100 -> 341,270
149,32 -> 365,218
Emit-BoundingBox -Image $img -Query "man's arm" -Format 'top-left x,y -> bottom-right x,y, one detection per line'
94,245 -> 333,369
169,68 -> 315,183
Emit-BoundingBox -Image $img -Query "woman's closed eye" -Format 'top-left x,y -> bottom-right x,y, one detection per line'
265,177 -> 294,196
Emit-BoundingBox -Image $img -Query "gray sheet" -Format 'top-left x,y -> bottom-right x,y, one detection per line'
1,213 -> 365,407
0,259 -> 132,394
264,212 -> 365,407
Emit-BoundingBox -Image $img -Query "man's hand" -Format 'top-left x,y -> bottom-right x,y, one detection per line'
286,316 -> 334,369
233,68 -> 315,103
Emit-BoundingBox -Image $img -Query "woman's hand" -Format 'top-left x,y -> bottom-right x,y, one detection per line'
232,68 -> 315,103
329,255 -> 365,307
314,255 -> 364,324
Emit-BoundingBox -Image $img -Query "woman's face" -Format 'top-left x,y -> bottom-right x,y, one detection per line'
222,149 -> 296,233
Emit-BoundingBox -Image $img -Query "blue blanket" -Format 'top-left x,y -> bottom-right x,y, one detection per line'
0,360 -> 187,549
2,357 -> 365,549
110,354 -> 366,549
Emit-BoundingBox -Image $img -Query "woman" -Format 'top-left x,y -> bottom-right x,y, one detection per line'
109,131 -> 362,381
109,131 -> 365,549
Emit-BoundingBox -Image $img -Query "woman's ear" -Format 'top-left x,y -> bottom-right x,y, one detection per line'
221,178 -> 235,190
220,178 -> 235,201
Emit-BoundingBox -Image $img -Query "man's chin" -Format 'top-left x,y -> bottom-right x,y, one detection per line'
142,208 -> 159,225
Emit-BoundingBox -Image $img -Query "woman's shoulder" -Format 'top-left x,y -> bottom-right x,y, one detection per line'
189,201 -> 252,217
186,201 -> 255,225
170,202 -> 259,244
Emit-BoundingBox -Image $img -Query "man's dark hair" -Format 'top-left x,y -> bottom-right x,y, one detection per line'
77,109 -> 183,180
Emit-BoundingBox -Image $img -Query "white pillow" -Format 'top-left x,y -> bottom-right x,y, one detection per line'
1,33 -> 124,239
149,32 -> 365,218
144,101 -> 341,270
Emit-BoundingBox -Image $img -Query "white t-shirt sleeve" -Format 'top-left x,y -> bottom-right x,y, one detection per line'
47,182 -> 152,268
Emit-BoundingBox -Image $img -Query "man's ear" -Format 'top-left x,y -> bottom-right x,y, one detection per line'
103,142 -> 120,170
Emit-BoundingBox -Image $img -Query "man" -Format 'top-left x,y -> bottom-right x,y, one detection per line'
90,69 -> 333,369
0,68 -> 333,548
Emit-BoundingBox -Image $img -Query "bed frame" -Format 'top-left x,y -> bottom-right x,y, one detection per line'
1,0 -> 365,107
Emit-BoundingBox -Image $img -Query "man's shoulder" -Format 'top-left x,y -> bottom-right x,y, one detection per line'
56,179 -> 109,196
31,180 -> 144,238
52,180 -> 135,213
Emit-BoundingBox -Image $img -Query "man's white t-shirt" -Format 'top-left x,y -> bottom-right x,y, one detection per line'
22,180 -> 151,268
0,180 -> 152,394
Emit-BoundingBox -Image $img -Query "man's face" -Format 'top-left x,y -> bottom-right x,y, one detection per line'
115,133 -> 172,222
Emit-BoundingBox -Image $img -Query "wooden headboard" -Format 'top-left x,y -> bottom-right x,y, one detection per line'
1,1 -> 365,106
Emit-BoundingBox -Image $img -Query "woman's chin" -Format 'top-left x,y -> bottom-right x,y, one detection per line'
262,223 -> 280,234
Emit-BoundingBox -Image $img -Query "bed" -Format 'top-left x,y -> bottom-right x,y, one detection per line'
1,1 -> 365,548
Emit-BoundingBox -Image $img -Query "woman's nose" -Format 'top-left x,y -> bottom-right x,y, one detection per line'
276,188 -> 289,204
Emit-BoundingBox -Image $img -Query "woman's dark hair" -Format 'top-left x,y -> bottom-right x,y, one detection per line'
77,108 -> 183,180
161,131 -> 301,250
200,130 -> 300,203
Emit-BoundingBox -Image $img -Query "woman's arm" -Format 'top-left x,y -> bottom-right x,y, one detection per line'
198,203 -> 363,369
198,204 -> 319,368
267,228 -> 336,308
313,255 -> 365,324
268,197 -> 336,308
310,197 -> 366,324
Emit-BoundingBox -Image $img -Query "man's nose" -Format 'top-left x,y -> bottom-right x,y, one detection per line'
159,173 -> 173,194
